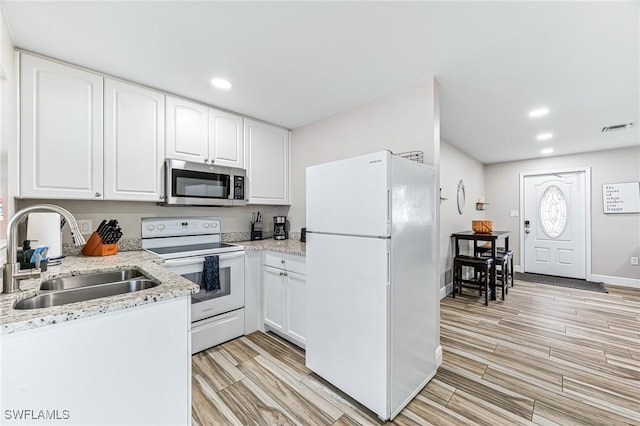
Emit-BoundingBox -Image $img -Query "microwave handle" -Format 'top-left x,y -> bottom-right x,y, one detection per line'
163,251 -> 245,267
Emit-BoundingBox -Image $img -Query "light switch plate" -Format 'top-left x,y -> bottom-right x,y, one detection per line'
631,257 -> 639,266
510,210 -> 519,217
77,220 -> 93,235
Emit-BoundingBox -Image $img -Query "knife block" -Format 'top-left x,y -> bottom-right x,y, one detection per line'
250,223 -> 262,241
81,232 -> 118,256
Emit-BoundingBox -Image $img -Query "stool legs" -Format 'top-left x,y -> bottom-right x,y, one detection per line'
483,266 -> 489,306
510,254 -> 514,287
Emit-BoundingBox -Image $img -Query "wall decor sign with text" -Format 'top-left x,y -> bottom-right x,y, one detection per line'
602,182 -> 640,213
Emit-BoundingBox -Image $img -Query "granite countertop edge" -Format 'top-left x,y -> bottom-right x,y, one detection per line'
1,251 -> 198,335
1,240 -> 306,335
239,239 -> 306,256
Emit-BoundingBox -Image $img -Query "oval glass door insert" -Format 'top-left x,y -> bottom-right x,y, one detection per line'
540,185 -> 567,238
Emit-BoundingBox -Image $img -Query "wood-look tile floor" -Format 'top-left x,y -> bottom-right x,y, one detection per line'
192,280 -> 640,425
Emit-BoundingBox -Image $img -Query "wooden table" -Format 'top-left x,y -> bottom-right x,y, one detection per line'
451,231 -> 511,301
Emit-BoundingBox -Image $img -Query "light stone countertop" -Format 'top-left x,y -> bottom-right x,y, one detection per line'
0,251 -> 198,335
240,238 -> 306,257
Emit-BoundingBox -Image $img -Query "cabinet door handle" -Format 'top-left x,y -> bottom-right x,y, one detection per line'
283,272 -> 288,277
95,192 -> 101,197
279,272 -> 284,276
281,259 -> 285,264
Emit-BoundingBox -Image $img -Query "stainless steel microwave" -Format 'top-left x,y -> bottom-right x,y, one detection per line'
163,159 -> 246,206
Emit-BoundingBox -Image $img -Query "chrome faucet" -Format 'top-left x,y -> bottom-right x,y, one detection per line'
3,204 -> 86,293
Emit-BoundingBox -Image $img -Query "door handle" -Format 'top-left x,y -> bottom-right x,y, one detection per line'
524,220 -> 530,234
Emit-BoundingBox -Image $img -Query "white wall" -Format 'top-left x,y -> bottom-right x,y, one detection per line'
289,79 -> 438,231
485,146 -> 640,283
439,140 -> 486,290
0,6 -> 16,237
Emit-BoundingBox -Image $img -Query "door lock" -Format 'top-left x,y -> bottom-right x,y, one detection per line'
524,220 -> 530,234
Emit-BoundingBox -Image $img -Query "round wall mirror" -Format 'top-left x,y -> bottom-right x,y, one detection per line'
457,180 -> 465,215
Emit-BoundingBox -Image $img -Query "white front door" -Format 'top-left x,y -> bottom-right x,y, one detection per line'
523,172 -> 586,279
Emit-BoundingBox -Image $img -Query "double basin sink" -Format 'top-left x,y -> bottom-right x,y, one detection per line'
14,269 -> 158,310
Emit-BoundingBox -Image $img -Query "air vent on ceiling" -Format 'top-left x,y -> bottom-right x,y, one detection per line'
602,122 -> 634,132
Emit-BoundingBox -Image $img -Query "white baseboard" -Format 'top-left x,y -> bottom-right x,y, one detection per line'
440,283 -> 452,300
435,345 -> 443,368
514,265 -> 524,273
590,274 -> 640,289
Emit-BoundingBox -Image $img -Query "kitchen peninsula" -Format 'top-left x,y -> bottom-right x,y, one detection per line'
0,252 -> 197,426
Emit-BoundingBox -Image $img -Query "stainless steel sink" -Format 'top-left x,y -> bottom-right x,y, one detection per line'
40,269 -> 148,291
14,279 -> 159,310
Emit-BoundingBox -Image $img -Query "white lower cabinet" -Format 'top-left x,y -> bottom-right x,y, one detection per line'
262,252 -> 306,347
0,297 -> 191,426
284,270 -> 306,344
264,265 -> 287,332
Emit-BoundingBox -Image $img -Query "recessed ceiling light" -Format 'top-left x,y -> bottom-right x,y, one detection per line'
211,78 -> 232,90
529,107 -> 549,118
536,133 -> 553,141
541,148 -> 554,155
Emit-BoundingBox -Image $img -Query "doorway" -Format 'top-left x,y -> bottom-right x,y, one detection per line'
521,169 -> 590,279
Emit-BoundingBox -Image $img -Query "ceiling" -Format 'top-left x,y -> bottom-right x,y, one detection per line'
3,1 -> 638,164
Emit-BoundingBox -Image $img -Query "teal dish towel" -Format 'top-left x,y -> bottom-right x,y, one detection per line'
201,256 -> 220,292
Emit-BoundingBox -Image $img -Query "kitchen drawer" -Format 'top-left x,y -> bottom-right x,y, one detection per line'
191,308 -> 244,354
264,252 -> 305,275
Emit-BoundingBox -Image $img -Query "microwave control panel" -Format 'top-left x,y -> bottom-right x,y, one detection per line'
233,176 -> 245,200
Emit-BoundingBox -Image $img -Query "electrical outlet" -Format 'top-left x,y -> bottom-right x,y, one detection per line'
631,257 -> 639,266
77,220 -> 93,235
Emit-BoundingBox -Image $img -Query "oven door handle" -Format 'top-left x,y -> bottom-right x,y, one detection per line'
163,251 -> 245,267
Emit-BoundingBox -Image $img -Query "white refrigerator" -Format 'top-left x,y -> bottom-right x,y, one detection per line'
305,151 -> 440,421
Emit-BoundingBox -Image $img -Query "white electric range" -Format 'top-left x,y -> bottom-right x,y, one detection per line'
141,217 -> 245,354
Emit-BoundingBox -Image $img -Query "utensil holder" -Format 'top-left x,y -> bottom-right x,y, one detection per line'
81,232 -> 118,256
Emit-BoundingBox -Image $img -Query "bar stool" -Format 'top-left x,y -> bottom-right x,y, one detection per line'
487,252 -> 509,300
452,255 -> 493,306
477,244 -> 514,291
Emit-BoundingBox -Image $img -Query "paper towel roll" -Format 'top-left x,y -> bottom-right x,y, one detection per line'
27,213 -> 62,259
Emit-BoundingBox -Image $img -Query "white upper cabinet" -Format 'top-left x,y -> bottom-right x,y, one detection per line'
166,98 -> 243,168
166,96 -> 208,163
104,79 -> 165,201
209,108 -> 243,168
20,53 -> 104,199
244,119 -> 290,205
19,54 -> 290,205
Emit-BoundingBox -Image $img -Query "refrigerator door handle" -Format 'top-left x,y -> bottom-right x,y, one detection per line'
386,190 -> 391,233
386,252 -> 391,285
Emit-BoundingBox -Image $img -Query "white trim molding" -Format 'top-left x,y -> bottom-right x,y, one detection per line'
591,274 -> 640,289
435,345 -> 443,368
519,167 -> 592,281
440,283 -> 452,300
